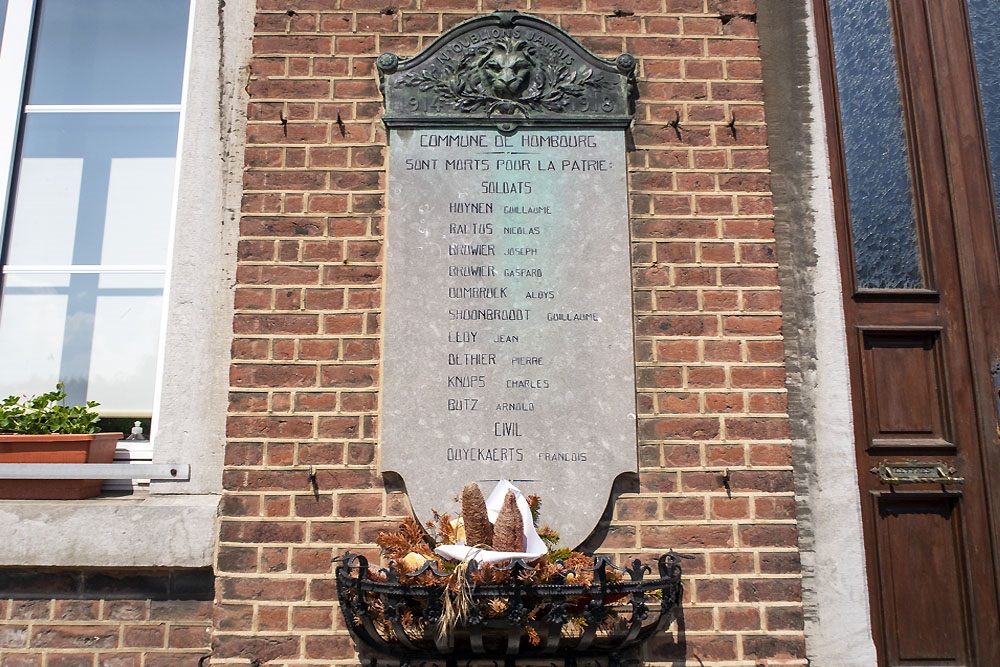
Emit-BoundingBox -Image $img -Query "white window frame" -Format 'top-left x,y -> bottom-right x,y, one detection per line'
0,0 -> 33,235
0,0 -> 252,567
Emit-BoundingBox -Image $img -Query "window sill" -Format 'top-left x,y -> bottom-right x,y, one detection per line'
0,492 -> 219,567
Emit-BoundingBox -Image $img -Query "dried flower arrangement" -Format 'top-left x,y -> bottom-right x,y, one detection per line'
334,480 -> 684,662
376,481 -> 601,588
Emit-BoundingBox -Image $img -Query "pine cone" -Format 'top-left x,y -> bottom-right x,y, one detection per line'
492,491 -> 525,552
462,483 -> 493,548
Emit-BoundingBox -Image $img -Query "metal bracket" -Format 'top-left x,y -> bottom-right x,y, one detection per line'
0,463 -> 190,481
870,461 -> 963,486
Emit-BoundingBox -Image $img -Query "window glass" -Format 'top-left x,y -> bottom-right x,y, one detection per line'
968,0 -> 1000,222
0,0 -> 189,412
102,157 -> 176,265
27,0 -> 189,105
89,273 -> 164,411
0,272 -> 163,412
5,156 -> 82,264
0,1 -> 8,51
830,0 -> 923,289
0,274 -> 68,392
4,113 -> 179,266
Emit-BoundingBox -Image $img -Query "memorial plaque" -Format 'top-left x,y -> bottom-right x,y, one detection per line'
379,12 -> 638,547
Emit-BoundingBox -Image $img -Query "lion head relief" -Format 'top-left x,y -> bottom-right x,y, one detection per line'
475,37 -> 536,100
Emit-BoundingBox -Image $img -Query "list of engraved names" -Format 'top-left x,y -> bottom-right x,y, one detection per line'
382,128 -> 637,490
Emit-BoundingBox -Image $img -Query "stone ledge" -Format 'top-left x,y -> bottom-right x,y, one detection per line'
0,494 -> 219,568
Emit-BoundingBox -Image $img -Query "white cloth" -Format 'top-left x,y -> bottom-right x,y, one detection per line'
434,479 -> 547,563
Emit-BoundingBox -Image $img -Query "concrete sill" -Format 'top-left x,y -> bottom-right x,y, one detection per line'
0,493 -> 219,567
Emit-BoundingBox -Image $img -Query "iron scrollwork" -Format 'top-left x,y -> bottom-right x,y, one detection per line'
334,551 -> 685,667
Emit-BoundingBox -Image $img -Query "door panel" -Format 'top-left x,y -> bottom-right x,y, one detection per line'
818,0 -> 1000,664
859,329 -> 953,450
874,493 -> 970,665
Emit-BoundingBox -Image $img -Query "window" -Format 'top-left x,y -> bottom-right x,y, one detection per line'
0,0 -> 191,416
0,0 -> 251,567
827,0 -> 923,290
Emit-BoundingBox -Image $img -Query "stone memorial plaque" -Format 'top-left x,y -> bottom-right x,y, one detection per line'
378,12 -> 638,547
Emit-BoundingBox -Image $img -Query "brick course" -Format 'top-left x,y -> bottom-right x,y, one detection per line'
0,597 -> 211,666
218,1 -> 805,665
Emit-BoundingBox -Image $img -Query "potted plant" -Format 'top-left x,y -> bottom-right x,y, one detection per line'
0,384 -> 122,499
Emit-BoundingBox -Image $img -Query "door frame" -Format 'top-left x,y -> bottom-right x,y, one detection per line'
812,0 -> 1000,663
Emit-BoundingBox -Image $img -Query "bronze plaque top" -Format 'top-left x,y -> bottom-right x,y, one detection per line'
377,11 -> 636,130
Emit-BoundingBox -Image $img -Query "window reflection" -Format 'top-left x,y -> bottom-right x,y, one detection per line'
28,0 -> 189,105
0,272 -> 163,413
6,113 -> 179,265
0,0 -> 190,411
0,112 -> 177,408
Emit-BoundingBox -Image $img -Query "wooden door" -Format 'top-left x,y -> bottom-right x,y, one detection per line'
817,0 -> 1000,664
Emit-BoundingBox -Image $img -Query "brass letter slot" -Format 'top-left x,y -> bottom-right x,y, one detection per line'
870,461 -> 964,486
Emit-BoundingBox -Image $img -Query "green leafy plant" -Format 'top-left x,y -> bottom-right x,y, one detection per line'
0,384 -> 102,435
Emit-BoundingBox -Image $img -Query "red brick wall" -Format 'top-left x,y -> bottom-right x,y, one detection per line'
218,1 -> 806,665
0,595 -> 211,666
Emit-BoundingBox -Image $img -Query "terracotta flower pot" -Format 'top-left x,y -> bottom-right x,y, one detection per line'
0,432 -> 123,499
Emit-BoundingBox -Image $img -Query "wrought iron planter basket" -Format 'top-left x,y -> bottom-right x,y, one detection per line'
335,552 -> 684,667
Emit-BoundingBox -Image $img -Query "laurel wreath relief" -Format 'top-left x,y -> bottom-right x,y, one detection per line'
396,37 -> 614,118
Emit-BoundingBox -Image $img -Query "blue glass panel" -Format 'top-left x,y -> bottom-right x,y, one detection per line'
830,0 -> 923,289
27,0 -> 190,105
968,0 -> 1000,224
